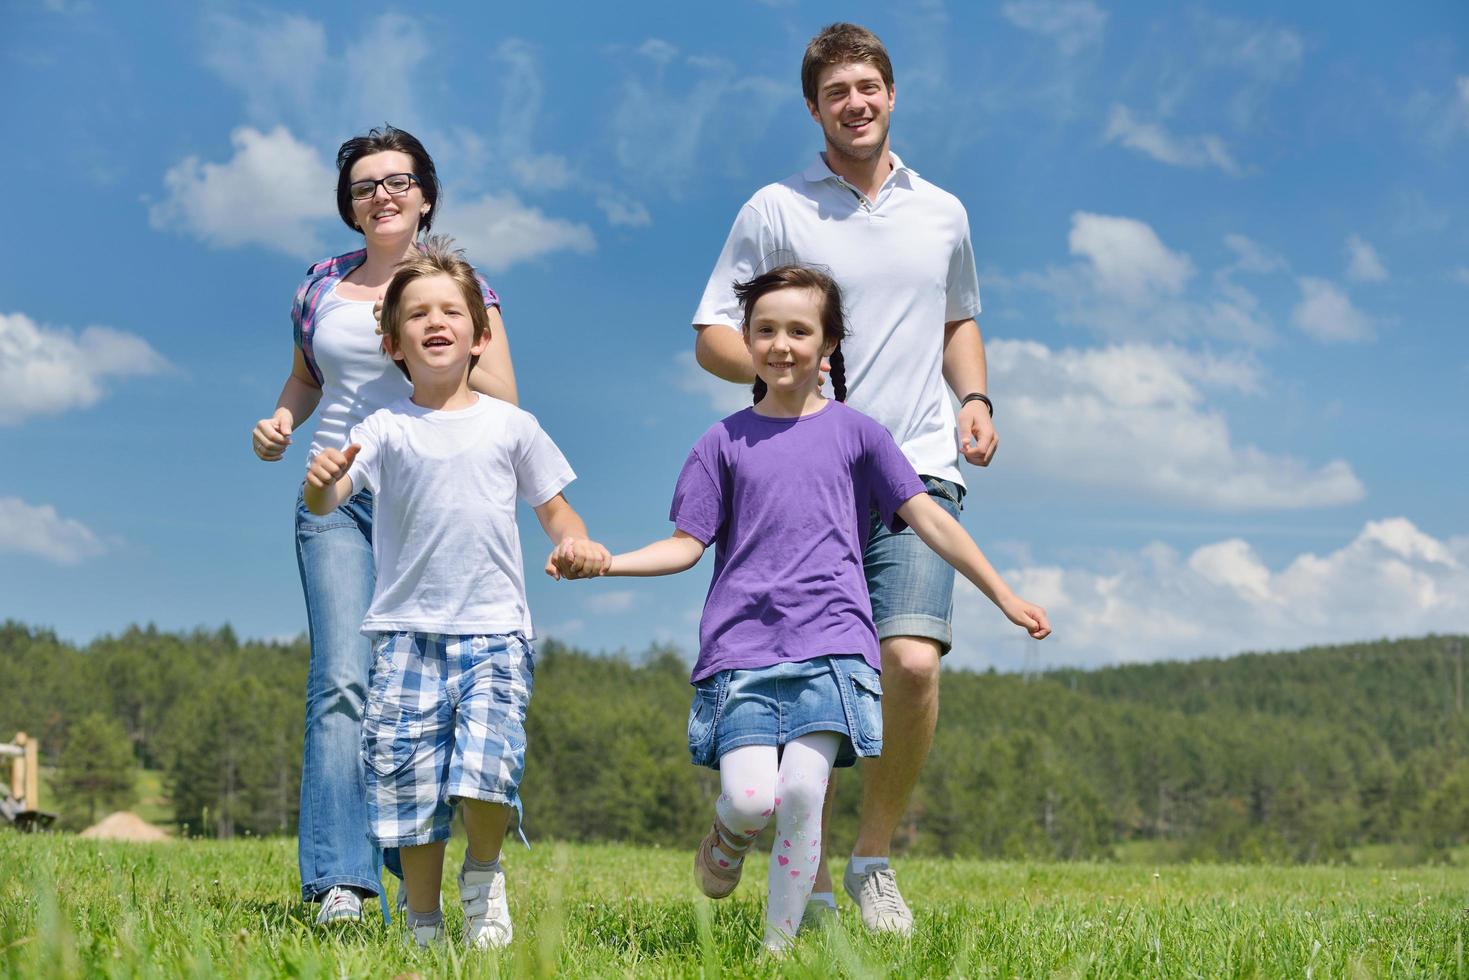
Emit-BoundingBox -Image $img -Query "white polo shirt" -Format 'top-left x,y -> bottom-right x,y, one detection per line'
692,152 -> 982,487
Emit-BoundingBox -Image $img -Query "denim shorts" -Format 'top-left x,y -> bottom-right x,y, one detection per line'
865,476 -> 965,653
687,655 -> 883,770
362,632 -> 534,848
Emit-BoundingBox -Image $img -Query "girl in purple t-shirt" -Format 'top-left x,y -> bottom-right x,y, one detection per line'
562,266 -> 1049,953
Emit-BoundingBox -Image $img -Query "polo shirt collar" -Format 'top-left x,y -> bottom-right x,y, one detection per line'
802,151 -> 916,186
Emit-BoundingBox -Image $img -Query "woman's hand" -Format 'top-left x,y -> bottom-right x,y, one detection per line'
252,408 -> 295,461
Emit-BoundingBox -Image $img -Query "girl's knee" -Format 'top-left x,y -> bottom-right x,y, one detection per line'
721,788 -> 777,832
776,780 -> 825,821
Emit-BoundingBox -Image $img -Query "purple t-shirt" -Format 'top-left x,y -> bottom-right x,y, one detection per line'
672,400 -> 927,682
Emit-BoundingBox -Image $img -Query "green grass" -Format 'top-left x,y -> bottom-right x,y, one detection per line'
3,834 -> 1469,978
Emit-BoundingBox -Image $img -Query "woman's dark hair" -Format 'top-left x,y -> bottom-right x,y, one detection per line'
732,264 -> 848,404
334,125 -> 440,234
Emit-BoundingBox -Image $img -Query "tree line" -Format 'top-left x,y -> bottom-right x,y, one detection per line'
3,620 -> 1467,862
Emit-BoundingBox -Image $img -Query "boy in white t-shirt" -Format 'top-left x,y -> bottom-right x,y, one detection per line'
304,237 -> 607,949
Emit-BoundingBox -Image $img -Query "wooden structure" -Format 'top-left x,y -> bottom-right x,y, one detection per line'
1,732 -> 55,831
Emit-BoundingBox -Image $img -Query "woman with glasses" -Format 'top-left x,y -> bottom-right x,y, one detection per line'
249,125 -> 517,926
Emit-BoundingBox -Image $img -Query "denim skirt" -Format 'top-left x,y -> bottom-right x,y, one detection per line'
687,654 -> 883,770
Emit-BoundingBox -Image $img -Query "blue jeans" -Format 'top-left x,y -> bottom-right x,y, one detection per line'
294,486 -> 382,901
864,476 -> 965,652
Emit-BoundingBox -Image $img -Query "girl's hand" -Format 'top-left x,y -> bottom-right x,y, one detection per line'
548,538 -> 612,580
252,408 -> 294,461
1000,595 -> 1051,640
305,445 -> 360,490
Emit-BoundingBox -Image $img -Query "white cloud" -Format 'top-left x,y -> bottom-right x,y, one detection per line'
1000,0 -> 1108,55
437,192 -> 595,273
0,498 -> 105,565
202,13 -> 328,128
0,312 -> 169,425
1195,13 -> 1304,130
585,590 -> 639,614
1103,105 -> 1242,176
1345,234 -> 1388,283
598,196 -> 652,228
612,41 -> 786,192
950,518 -> 1469,670
987,337 -> 1364,510
511,154 -> 574,191
1068,212 -> 1195,302
149,126 -> 337,260
1291,277 -> 1375,343
1453,268 -> 1469,286
998,217 -> 1275,345
1222,233 -> 1287,274
673,349 -> 751,415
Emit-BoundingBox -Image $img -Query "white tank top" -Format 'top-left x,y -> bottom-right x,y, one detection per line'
306,286 -> 413,463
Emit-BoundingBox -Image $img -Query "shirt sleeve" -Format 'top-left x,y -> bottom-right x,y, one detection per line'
669,443 -> 725,546
865,422 -> 927,533
344,414 -> 382,496
475,273 -> 501,311
691,203 -> 774,330
513,414 -> 576,507
944,210 -> 983,323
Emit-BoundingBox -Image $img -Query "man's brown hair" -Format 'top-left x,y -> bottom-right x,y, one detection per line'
380,236 -> 491,381
801,23 -> 894,105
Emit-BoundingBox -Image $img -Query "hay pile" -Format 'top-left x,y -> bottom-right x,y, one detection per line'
79,811 -> 170,842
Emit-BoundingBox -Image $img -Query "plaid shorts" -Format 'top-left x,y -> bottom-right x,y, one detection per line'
362,632 -> 534,848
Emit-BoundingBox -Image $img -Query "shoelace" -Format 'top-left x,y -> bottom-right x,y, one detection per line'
320,887 -> 359,917
861,868 -> 908,918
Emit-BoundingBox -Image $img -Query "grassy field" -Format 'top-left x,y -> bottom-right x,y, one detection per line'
4,833 -> 1469,978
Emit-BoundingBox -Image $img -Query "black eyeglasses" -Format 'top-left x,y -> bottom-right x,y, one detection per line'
348,173 -> 419,201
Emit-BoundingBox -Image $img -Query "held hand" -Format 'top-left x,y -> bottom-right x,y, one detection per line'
373,297 -> 385,336
1000,594 -> 1051,640
817,356 -> 831,392
958,400 -> 998,467
252,408 -> 294,461
548,538 -> 612,580
305,444 -> 360,490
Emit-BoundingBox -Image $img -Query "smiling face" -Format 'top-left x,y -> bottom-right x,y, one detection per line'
807,61 -> 894,164
744,286 -> 836,399
348,150 -> 426,242
384,273 -> 487,384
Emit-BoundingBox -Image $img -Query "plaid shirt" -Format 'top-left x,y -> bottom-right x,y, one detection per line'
291,248 -> 502,385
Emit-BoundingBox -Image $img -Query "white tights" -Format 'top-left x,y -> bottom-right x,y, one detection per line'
713,733 -> 839,950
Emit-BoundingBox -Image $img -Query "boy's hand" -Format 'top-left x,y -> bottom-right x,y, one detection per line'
305,444 -> 360,490
546,538 -> 612,580
1000,595 -> 1051,640
252,408 -> 294,461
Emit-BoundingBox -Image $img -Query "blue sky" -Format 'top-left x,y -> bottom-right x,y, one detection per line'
3,0 -> 1466,671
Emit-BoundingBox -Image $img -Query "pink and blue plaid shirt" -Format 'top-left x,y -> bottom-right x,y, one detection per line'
291,248 -> 502,385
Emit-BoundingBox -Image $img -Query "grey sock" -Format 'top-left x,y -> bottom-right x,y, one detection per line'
406,906 -> 443,928
463,853 -> 501,874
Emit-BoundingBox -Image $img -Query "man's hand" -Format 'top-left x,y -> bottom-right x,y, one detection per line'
305,444 -> 360,490
547,538 -> 612,580
252,408 -> 294,461
999,594 -> 1051,640
957,399 -> 998,467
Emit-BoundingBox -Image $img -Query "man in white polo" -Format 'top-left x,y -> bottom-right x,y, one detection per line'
691,22 -> 999,935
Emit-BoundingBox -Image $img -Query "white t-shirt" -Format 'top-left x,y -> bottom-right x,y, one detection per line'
307,285 -> 412,461
692,153 -> 982,487
346,394 -> 575,638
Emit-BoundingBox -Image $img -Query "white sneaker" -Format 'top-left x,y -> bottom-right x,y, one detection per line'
406,920 -> 444,948
843,862 -> 914,936
458,864 -> 513,949
313,885 -> 363,927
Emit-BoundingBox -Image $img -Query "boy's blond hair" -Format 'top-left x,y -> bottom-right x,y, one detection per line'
380,235 -> 492,380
